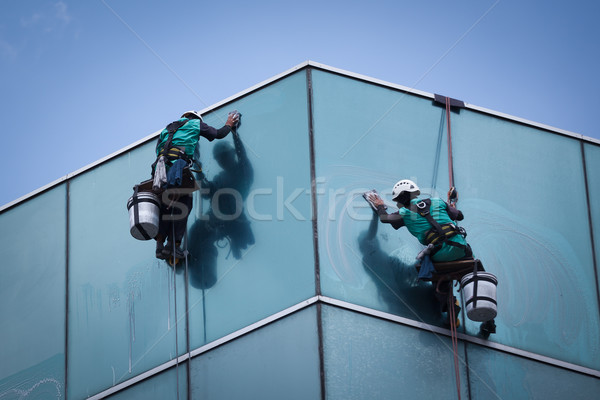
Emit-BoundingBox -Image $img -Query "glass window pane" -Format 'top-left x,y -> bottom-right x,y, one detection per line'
322,305 -> 469,399
311,66 -> 599,371
584,142 -> 600,292
190,306 -> 321,400
452,111 -> 600,370
467,343 -> 600,399
187,71 -> 316,348
0,185 -> 66,399
312,69 -> 451,326
68,143 -> 186,399
107,365 -> 187,400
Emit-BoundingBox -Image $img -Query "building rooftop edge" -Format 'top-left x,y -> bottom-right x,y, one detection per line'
1,60 -> 597,211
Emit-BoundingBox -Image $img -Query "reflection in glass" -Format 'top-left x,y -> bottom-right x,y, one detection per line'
186,71 -> 316,350
311,68 -> 451,325
188,129 -> 255,289
357,212 -> 441,326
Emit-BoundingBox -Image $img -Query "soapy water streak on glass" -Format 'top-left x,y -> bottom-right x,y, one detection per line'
318,166 -> 446,286
74,261 -> 176,385
127,270 -> 144,374
0,378 -> 62,399
465,199 -> 588,344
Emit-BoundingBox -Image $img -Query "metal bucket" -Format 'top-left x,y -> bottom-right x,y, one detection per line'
460,271 -> 498,322
127,192 -> 160,240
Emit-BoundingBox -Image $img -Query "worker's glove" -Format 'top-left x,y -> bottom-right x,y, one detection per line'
363,190 -> 386,211
448,187 -> 458,204
226,110 -> 241,129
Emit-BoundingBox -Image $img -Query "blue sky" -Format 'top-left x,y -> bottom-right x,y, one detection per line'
1,0 -> 599,207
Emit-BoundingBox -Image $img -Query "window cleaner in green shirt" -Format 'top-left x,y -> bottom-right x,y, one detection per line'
366,180 -> 471,322
369,180 -> 471,262
154,110 -> 239,264
366,179 -> 496,336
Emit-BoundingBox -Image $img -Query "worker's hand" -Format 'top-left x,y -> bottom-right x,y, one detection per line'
448,187 -> 458,204
226,111 -> 240,128
367,193 -> 385,207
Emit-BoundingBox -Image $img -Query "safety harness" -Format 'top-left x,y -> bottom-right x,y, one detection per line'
151,119 -> 203,191
153,119 -> 190,169
410,198 -> 470,257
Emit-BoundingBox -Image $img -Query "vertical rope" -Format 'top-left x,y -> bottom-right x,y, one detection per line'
446,97 -> 461,399
64,181 -> 70,400
431,110 -> 446,192
448,291 -> 461,400
183,228 -> 192,399
171,218 -> 180,400
445,97 -> 455,189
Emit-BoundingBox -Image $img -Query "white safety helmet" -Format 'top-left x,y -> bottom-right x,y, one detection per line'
392,179 -> 420,201
181,110 -> 203,121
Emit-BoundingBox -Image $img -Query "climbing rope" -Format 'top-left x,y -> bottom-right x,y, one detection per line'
448,290 -> 461,400
171,217 -> 180,400
183,228 -> 191,398
431,110 -> 445,192
428,97 -> 462,399
445,97 -> 455,189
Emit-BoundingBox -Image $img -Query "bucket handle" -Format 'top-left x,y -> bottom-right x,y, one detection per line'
456,260 -> 480,307
457,259 -> 480,292
470,260 -> 479,308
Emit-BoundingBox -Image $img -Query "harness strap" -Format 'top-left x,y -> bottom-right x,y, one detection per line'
411,198 -> 469,256
411,199 -> 459,240
161,147 -> 190,163
152,119 -> 190,174
411,199 -> 445,230
425,223 -> 459,245
161,120 -> 188,153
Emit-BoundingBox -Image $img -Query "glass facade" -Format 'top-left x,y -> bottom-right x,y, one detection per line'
0,63 -> 598,399
67,142 -> 187,399
583,142 -> 600,292
0,185 -> 67,399
189,306 -> 321,400
452,111 -> 600,370
466,343 -> 600,399
321,305 -> 469,400
186,71 -> 316,349
312,69 -> 451,326
106,367 -> 187,400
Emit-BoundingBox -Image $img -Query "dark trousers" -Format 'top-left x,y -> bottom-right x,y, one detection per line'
158,192 -> 193,244
435,280 -> 454,313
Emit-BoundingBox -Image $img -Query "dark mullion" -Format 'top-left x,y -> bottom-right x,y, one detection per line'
581,141 -> 600,320
306,66 -> 326,400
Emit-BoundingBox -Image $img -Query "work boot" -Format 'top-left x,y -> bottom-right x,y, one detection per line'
163,242 -> 186,260
444,299 -> 461,327
156,242 -> 166,259
479,319 -> 497,338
